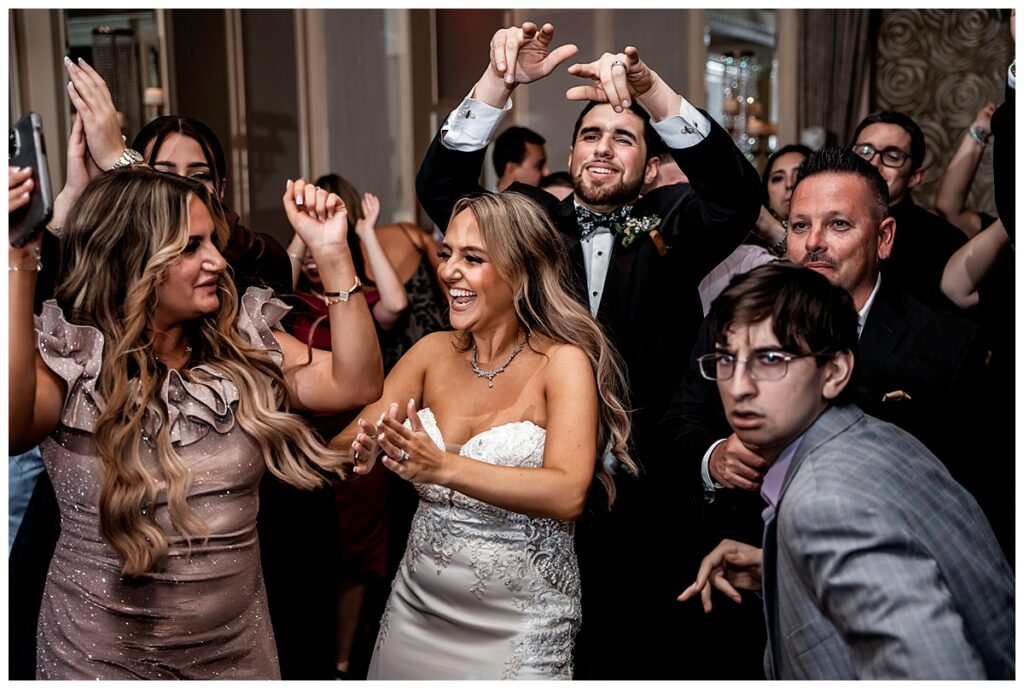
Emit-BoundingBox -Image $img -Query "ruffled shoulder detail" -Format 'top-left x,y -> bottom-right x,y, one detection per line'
35,300 -> 106,433
156,286 -> 290,447
236,286 -> 292,366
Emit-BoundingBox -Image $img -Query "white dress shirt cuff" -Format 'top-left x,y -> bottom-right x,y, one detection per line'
701,438 -> 727,492
651,98 -> 711,150
441,90 -> 513,152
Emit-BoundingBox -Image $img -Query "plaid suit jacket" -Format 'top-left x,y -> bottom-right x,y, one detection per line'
764,405 -> 1014,679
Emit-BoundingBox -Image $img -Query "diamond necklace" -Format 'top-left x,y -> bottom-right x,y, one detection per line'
471,336 -> 527,388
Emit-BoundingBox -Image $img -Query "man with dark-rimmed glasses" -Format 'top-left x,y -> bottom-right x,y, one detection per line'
850,111 -> 966,311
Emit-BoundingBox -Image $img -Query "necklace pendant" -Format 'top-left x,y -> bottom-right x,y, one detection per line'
488,379 -> 494,389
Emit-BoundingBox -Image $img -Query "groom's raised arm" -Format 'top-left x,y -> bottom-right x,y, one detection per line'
416,22 -> 577,232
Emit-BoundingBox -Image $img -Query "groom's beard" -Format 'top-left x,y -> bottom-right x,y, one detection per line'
572,174 -> 643,209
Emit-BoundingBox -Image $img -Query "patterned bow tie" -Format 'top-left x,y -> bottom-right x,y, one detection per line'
576,204 -> 633,240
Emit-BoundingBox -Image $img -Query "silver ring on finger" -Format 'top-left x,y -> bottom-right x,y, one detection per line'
611,59 -> 625,68
398,450 -> 410,463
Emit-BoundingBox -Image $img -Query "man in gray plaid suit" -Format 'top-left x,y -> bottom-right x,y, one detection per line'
678,262 -> 1014,679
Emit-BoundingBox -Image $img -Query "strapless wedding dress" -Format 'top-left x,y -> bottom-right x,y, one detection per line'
366,408 -> 581,679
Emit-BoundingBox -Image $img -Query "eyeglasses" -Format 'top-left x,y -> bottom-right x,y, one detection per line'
851,143 -> 910,168
697,351 -> 819,382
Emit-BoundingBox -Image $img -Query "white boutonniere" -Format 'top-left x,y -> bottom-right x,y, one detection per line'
612,214 -> 667,254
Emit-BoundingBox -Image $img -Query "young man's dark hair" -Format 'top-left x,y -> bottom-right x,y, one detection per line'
570,100 -> 659,159
793,145 -> 890,222
851,110 -> 926,170
491,126 -> 546,177
708,261 -> 860,405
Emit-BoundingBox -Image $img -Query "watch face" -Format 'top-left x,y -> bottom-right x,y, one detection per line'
126,148 -> 144,164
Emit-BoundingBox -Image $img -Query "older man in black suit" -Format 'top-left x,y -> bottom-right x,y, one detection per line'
416,21 -> 761,679
659,146 -> 995,677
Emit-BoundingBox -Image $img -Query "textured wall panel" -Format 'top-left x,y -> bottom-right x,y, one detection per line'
875,9 -> 1011,216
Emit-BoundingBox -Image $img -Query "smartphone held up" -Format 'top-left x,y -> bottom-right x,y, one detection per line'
9,112 -> 53,248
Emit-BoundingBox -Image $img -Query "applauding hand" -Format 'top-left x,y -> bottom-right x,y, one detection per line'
354,192 -> 381,240
63,57 -> 125,171
378,399 -> 448,485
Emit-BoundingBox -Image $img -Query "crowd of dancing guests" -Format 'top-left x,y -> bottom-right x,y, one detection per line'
8,13 -> 1015,681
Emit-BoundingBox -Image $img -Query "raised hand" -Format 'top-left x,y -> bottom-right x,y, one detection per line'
51,115 -> 105,230
973,102 -> 997,131
355,192 -> 381,239
566,46 -> 658,111
63,57 -> 125,170
378,398 -> 447,484
677,539 -> 763,613
709,433 -> 770,491
282,178 -> 350,260
488,22 -> 578,87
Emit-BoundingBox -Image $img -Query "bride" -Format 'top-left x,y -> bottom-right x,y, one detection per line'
332,192 -> 634,679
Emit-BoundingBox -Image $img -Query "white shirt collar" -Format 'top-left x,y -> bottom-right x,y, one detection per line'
857,273 -> 882,336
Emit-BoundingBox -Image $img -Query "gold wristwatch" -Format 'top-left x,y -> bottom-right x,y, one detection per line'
323,277 -> 363,306
111,148 -> 144,170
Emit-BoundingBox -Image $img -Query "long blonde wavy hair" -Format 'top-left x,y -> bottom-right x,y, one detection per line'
55,167 -> 347,577
449,193 -> 635,503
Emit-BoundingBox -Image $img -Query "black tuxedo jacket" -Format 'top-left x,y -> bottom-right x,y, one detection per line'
657,276 -> 990,543
416,112 -> 762,470
883,197 -> 966,314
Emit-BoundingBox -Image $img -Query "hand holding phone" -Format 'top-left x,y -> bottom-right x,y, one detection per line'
9,112 -> 53,248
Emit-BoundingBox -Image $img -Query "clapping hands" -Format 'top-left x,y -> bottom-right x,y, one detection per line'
378,399 -> 447,485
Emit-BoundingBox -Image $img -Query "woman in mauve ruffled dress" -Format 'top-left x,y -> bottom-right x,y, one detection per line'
9,166 -> 382,679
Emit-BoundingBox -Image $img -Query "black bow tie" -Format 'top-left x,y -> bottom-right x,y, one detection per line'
576,204 -> 633,240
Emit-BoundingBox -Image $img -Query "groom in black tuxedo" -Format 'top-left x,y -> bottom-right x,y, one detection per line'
416,22 -> 762,678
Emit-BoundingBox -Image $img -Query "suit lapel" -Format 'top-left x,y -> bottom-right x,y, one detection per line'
858,280 -> 909,376
553,198 -> 590,307
766,405 -> 863,680
597,233 -> 641,325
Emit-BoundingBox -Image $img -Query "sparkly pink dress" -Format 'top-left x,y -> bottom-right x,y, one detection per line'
33,288 -> 289,679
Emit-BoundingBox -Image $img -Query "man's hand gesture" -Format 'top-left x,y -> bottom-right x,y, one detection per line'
475,22 -> 577,107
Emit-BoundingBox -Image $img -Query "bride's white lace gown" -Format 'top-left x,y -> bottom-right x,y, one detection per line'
366,408 -> 581,680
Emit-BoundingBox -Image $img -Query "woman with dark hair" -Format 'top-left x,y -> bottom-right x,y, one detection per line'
697,144 -> 813,315
763,144 -> 813,222
334,192 -> 635,679
10,167 -> 382,678
131,115 -> 292,297
307,173 -> 448,370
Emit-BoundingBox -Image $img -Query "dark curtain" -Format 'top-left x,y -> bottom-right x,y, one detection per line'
798,10 -> 877,146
